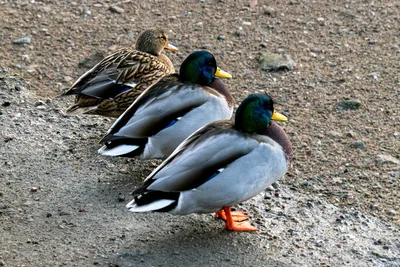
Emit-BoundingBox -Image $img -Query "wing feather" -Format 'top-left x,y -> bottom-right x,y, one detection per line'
136,122 -> 261,193
101,76 -> 215,140
64,49 -> 172,99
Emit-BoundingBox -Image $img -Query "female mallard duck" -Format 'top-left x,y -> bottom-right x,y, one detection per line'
126,93 -> 293,231
62,28 -> 178,117
98,50 -> 233,159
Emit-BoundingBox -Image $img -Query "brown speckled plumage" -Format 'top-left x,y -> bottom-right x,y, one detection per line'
63,28 -> 176,117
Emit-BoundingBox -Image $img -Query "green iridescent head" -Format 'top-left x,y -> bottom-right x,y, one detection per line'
179,51 -> 232,86
235,93 -> 287,133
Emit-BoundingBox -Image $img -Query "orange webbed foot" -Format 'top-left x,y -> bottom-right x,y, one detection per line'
214,209 -> 249,222
224,220 -> 259,231
221,207 -> 258,232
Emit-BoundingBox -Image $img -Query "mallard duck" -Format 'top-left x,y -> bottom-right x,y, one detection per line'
98,50 -> 233,159
126,93 -> 292,231
62,28 -> 178,117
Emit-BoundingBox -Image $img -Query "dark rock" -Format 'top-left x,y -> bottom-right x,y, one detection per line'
350,141 -> 365,149
337,100 -> 361,110
118,194 -> 125,202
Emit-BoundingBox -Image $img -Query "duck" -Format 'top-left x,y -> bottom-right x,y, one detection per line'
62,28 -> 178,117
98,50 -> 234,159
126,93 -> 293,231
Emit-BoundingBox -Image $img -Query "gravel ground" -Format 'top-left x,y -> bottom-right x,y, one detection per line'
1,0 -> 399,266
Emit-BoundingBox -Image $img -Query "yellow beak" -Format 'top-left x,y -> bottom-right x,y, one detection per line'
215,67 -> 232,79
165,43 -> 178,52
271,110 -> 288,122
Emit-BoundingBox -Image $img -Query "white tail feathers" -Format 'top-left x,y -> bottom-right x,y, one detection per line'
126,199 -> 175,212
98,144 -> 139,156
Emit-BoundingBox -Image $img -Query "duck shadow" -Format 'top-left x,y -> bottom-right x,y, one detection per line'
113,215 -> 284,267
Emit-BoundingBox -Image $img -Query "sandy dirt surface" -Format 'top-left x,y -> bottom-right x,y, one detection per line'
1,0 -> 399,266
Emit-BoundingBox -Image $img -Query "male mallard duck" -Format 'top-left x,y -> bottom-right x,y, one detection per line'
126,93 -> 293,231
62,28 -> 178,117
98,50 -> 233,159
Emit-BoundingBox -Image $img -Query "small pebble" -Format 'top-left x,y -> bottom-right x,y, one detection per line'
118,195 -> 125,202
2,102 -> 11,107
234,30 -> 242,37
31,187 -> 38,192
46,212 -> 52,218
266,185 -> 274,191
21,54 -> 30,62
35,100 -> 45,107
391,45 -> 399,50
316,17 -> 325,25
350,141 -> 365,149
292,217 -> 300,223
337,100 -> 361,110
387,209 -> 397,216
217,35 -> 225,41
79,207 -> 85,212
369,72 -> 379,80
13,37 -> 31,45
327,131 -> 342,138
263,7 -> 276,16
368,39 -> 377,45
346,131 -> 356,138
109,5 -> 125,14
